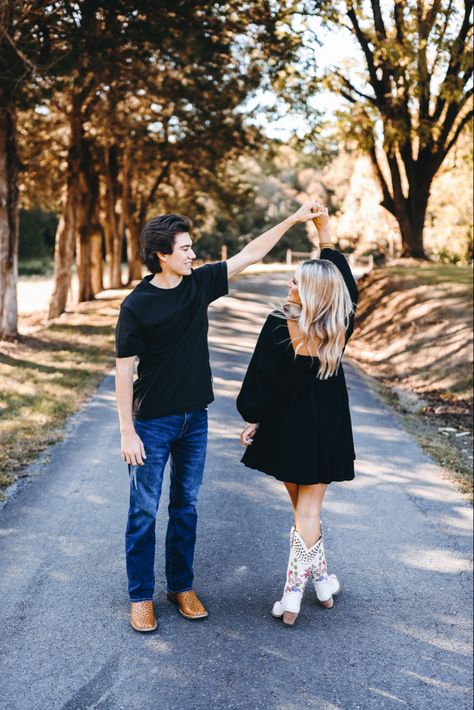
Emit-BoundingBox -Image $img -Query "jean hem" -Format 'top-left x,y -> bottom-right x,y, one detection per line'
167,586 -> 193,594
129,596 -> 154,603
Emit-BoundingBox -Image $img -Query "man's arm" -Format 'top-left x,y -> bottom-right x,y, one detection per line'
226,198 -> 324,279
115,356 -> 146,466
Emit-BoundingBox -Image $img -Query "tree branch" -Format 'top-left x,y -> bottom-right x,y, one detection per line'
393,0 -> 405,42
336,72 -> 377,103
369,144 -> 395,214
370,0 -> 386,39
441,109 -> 474,162
432,0 -> 473,121
345,2 -> 384,103
145,160 -> 172,209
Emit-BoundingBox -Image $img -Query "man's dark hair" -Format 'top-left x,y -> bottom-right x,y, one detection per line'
139,214 -> 192,273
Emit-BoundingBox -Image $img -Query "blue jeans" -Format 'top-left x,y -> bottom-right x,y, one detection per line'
125,408 -> 208,602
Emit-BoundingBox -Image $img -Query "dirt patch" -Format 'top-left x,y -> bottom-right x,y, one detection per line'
348,260 -> 473,497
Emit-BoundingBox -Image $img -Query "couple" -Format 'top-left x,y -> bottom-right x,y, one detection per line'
115,199 -> 358,631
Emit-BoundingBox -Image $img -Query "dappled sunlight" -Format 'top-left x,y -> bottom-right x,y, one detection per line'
393,622 -> 471,656
144,638 -> 173,653
82,493 -> 108,505
394,546 -> 470,575
438,506 -> 473,532
323,499 -> 367,517
215,479 -> 289,509
367,687 -> 408,706
402,671 -> 471,694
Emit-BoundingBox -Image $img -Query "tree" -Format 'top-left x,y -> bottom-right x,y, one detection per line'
312,0 -> 473,257
0,1 -> 55,338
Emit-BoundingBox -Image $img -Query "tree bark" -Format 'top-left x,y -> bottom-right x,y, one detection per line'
89,166 -> 103,295
125,220 -> 142,283
75,135 -> 98,302
0,96 -> 19,340
121,147 -> 142,283
48,97 -> 82,319
102,145 -> 122,289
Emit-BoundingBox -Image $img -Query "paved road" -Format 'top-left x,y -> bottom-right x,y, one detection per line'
0,273 -> 472,710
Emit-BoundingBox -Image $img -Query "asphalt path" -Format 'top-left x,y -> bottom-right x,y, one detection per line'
0,273 -> 472,710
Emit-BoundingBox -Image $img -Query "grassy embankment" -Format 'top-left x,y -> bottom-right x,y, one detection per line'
348,261 -> 473,496
0,294 -> 125,498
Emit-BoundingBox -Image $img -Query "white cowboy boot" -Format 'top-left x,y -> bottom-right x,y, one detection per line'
310,526 -> 340,608
272,528 -> 321,625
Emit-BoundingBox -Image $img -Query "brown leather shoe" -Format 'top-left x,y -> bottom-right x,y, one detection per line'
130,601 -> 157,632
167,590 -> 208,619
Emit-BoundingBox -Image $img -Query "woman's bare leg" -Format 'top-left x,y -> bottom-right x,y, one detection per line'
284,482 -> 299,511
294,483 -> 328,548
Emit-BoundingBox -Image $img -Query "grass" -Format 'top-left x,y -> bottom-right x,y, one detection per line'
0,294 -> 125,497
348,260 -> 473,498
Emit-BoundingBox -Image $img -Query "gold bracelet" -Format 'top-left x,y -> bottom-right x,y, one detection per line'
319,242 -> 335,249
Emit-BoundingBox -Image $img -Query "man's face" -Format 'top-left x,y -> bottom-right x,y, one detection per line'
159,232 -> 196,276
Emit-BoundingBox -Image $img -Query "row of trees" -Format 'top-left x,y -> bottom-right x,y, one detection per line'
1,0 -> 301,338
1,1 -> 472,339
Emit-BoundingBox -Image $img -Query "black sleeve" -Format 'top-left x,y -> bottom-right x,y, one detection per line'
193,261 -> 228,304
115,305 -> 146,358
236,316 -> 277,423
320,248 -> 358,341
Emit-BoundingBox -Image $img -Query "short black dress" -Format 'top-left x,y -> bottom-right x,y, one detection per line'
236,248 -> 358,485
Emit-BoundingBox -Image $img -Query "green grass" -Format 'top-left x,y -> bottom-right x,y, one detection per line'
386,262 -> 473,290
0,296 -> 124,496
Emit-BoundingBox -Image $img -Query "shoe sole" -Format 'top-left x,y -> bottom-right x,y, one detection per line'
130,621 -> 157,632
178,609 -> 208,620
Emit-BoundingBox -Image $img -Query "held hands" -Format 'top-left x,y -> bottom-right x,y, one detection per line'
240,423 -> 258,447
292,198 -> 329,226
121,429 -> 147,466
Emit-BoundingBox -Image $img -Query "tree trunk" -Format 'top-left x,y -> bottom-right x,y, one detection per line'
125,220 -> 142,283
0,97 -> 19,340
102,145 -> 122,289
89,175 -> 103,295
399,188 -> 430,259
75,136 -> 99,302
372,148 -> 430,259
121,150 -> 142,283
90,227 -> 103,295
49,99 -> 82,319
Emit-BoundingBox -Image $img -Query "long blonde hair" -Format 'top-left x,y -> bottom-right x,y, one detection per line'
275,259 -> 354,379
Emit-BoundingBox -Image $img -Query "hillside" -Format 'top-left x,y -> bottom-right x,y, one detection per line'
348,261 -> 473,493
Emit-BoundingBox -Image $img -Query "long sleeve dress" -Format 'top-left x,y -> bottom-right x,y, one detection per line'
236,248 -> 358,485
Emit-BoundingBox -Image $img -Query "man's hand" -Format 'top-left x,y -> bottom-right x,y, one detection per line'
293,199 -> 327,224
121,429 -> 147,466
240,423 -> 258,447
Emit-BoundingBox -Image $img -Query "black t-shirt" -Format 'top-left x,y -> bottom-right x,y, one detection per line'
115,262 -> 228,420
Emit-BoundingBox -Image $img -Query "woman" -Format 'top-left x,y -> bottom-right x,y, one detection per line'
236,204 -> 358,625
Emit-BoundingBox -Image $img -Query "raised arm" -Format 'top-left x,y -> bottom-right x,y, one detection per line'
226,199 -> 324,279
310,208 -> 358,306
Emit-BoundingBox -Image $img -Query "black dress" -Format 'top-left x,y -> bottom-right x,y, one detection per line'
236,248 -> 358,485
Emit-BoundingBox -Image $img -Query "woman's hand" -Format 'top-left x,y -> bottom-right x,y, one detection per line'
311,205 -> 330,236
240,423 -> 258,446
292,199 -> 328,224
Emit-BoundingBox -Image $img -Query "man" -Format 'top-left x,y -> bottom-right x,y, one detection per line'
115,199 -> 322,632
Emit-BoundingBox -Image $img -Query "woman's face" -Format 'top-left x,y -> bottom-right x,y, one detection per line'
287,268 -> 302,304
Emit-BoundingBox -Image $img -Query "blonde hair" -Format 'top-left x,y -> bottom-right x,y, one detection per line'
275,259 -> 354,379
